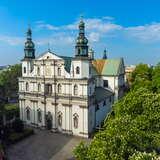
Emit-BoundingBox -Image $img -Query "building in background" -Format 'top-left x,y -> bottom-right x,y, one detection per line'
18,19 -> 125,138
125,65 -> 136,86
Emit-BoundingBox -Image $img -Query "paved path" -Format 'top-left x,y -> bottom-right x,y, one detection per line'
6,129 -> 89,160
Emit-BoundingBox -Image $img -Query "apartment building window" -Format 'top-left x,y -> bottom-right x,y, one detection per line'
76,66 -> 80,74
58,84 -> 62,94
58,67 -> 61,76
103,80 -> 108,88
74,85 -> 78,96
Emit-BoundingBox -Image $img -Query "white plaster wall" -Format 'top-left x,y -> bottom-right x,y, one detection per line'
96,97 -> 112,126
101,76 -> 116,91
88,105 -> 95,133
71,60 -> 90,79
81,61 -> 89,78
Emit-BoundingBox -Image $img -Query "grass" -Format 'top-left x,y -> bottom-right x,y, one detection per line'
4,103 -> 18,111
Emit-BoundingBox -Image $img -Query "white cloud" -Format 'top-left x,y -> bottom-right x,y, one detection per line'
0,35 -> 23,46
65,18 -> 122,33
125,23 -> 160,42
102,16 -> 115,21
35,21 -> 59,30
85,18 -> 122,33
36,32 -> 74,46
88,32 -> 100,42
2,17 -> 160,47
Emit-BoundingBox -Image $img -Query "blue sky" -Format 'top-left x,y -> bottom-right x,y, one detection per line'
0,0 -> 160,65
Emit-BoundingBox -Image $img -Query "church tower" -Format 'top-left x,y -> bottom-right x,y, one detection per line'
22,27 -> 35,77
103,49 -> 107,59
72,19 -> 91,79
24,28 -> 35,59
75,19 -> 88,57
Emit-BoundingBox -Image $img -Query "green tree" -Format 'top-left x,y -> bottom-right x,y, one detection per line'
130,64 -> 152,91
74,88 -> 160,160
152,63 -> 160,92
129,151 -> 158,160
0,64 -> 21,101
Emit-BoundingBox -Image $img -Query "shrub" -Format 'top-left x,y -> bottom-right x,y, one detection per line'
9,128 -> 34,143
12,118 -> 24,132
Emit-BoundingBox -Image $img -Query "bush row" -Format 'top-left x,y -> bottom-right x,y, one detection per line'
8,128 -> 34,144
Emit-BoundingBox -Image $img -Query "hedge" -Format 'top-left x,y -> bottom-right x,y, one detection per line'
8,128 -> 34,144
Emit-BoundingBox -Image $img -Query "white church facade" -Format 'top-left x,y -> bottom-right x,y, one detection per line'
18,20 -> 125,138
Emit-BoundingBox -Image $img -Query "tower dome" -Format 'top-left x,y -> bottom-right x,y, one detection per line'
24,27 -> 35,59
75,19 -> 89,57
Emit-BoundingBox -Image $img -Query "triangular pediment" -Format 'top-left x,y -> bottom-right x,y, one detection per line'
36,51 -> 63,60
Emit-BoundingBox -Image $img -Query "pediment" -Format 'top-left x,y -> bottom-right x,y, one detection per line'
37,51 -> 62,60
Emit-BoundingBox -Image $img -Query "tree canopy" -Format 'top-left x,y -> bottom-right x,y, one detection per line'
74,63 -> 160,160
0,64 -> 21,101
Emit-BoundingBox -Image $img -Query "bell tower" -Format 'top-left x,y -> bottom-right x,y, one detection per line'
24,27 -> 35,59
72,19 -> 92,79
22,27 -> 35,77
75,18 -> 88,57
103,49 -> 107,59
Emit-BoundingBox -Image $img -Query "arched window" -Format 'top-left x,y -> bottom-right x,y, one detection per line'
24,67 -> 26,74
38,83 -> 41,92
58,112 -> 62,127
74,85 -> 78,96
37,109 -> 42,123
58,84 -> 62,94
26,82 -> 29,91
58,67 -> 61,76
76,66 -> 80,74
26,108 -> 30,120
73,113 -> 79,129
37,67 -> 40,76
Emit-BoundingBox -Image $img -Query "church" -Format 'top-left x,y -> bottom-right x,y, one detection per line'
18,19 -> 125,138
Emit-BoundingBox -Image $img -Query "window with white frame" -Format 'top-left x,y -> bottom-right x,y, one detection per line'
58,84 -> 62,94
26,82 -> 29,91
37,67 -> 40,76
45,84 -> 52,95
38,83 -> 41,92
58,67 -> 61,76
24,67 -> 26,74
103,80 -> 108,88
74,84 -> 78,96
76,66 -> 80,74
